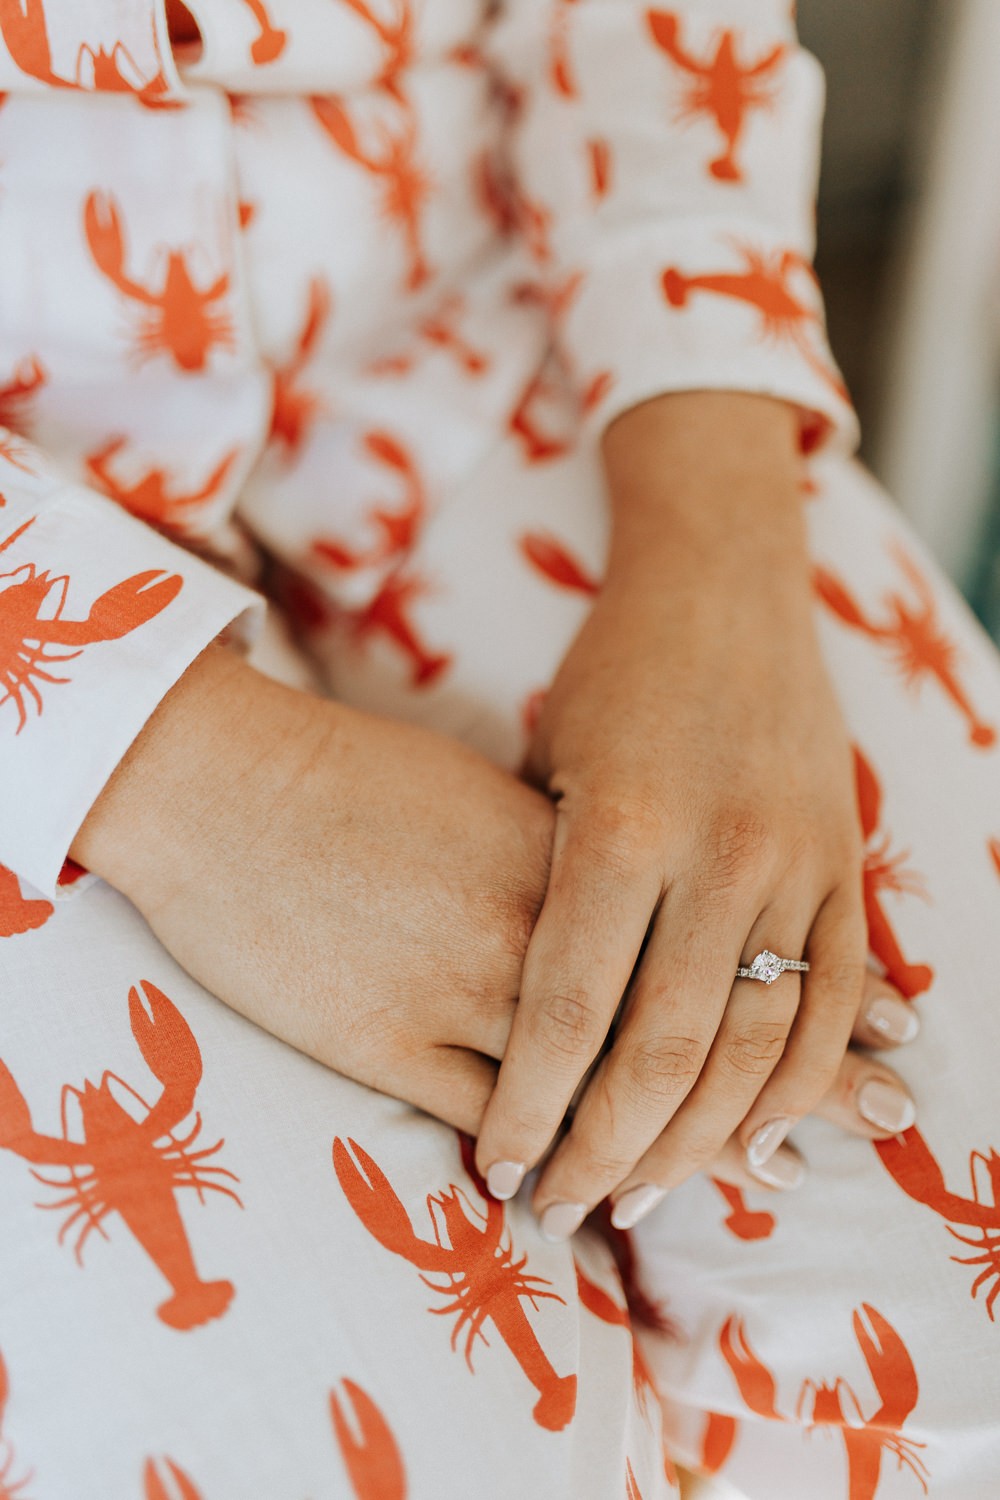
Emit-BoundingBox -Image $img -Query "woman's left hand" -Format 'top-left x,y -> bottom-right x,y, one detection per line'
476,391 -> 884,1237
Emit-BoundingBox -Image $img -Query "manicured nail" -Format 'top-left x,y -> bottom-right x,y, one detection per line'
746,1117 -> 792,1170
486,1160 -> 526,1201
865,996 -> 920,1044
610,1184 -> 667,1231
858,1079 -> 917,1133
539,1202 -> 587,1242
747,1148 -> 806,1190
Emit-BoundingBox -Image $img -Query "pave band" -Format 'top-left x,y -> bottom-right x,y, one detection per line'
735,949 -> 811,986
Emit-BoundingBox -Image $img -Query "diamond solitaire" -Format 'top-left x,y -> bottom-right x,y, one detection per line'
735,949 -> 810,985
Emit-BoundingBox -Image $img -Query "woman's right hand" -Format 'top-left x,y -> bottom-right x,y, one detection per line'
70,643 -> 556,1131
71,642 -> 920,1201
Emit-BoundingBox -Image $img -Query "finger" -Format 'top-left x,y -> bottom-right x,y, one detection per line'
528,885 -> 756,1232
549,900 -> 812,1229
386,1045 -> 500,1136
808,1046 -> 917,1139
475,805 -> 659,1193
704,1132 -> 807,1196
737,881 -> 866,1165
852,970 -> 920,1049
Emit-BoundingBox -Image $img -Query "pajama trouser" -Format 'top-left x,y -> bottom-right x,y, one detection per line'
1,432 -> 999,1500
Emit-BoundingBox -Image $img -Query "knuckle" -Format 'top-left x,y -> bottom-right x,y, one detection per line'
580,794 -> 665,874
815,958 -> 867,1009
721,1021 -> 788,1080
622,1033 -> 705,1102
703,810 -> 773,892
531,988 -> 604,1061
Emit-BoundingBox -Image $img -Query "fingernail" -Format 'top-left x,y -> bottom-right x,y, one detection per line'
486,1160 -> 526,1201
748,1147 -> 806,1190
610,1184 -> 667,1231
539,1202 -> 587,1242
865,996 -> 920,1044
746,1117 -> 792,1170
858,1079 -> 917,1133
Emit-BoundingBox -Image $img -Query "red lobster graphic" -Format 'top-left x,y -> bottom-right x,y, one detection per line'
0,980 -> 241,1330
311,96 -> 432,293
268,276 -> 333,461
519,531 -> 601,596
699,1409 -> 738,1475
368,294 -> 490,378
854,746 -> 933,999
338,0 -> 414,100
237,0 -> 287,64
575,1259 -> 658,1420
662,246 -> 847,402
85,438 -> 239,533
549,0 -> 580,98
646,11 -> 786,182
877,1127 -> 1000,1322
990,836 -> 1000,878
83,191 -> 234,373
0,516 -> 182,732
333,1136 -> 577,1431
0,863 -> 52,939
312,431 -> 426,571
330,1379 -> 407,1500
143,1456 -> 203,1500
710,1179 -> 776,1241
0,1347 -> 31,1500
815,546 -> 997,749
0,0 -> 174,105
0,358 -> 45,436
720,1306 -> 928,1499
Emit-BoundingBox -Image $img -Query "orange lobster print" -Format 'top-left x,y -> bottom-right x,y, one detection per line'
0,980 -> 241,1330
338,0 -> 414,100
710,1179 -> 776,1242
853,747 -> 933,999
662,246 -> 847,401
876,1127 -> 1000,1322
720,1306 -> 928,1498
0,0 -> 173,105
646,11 -> 786,182
268,276 -> 333,460
238,0 -> 287,65
990,837 -> 1000,879
0,358 -> 45,436
83,192 -> 235,373
0,1347 -> 31,1500
311,96 -> 432,293
519,531 -> 601,596
86,438 -> 239,533
143,1456 -> 203,1500
0,863 -> 52,939
549,0 -> 580,98
330,1379 -> 408,1500
0,516 -> 182,732
368,295 -> 490,378
814,544 -> 997,749
575,1259 -> 658,1419
312,431 -> 426,572
333,1136 -> 577,1431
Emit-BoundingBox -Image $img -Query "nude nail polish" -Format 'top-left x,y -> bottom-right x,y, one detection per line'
747,1149 -> 806,1190
865,996 -> 920,1044
539,1202 -> 587,1242
486,1160 -> 526,1201
746,1117 -> 792,1170
858,1080 -> 917,1133
610,1184 -> 667,1230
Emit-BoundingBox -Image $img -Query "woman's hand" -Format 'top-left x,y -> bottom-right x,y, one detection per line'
475,391 -> 894,1238
71,644 -> 556,1132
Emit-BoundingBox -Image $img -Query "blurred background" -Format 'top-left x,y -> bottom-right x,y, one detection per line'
798,0 -> 1000,639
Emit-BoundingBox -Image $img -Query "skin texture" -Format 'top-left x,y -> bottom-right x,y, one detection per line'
475,391 -> 877,1225
72,405 -> 917,1219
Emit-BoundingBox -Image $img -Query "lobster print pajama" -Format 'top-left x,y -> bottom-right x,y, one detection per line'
0,1 -> 998,1496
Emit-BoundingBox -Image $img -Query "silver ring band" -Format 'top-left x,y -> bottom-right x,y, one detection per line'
735,949 -> 810,986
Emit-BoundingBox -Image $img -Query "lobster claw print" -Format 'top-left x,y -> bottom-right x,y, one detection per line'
720,1306 -> 929,1499
330,1379 -> 408,1500
0,518 -> 182,732
333,1136 -> 577,1431
853,746 -> 934,1000
0,981 -> 241,1330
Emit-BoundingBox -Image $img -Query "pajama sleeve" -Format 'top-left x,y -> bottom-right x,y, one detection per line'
0,439 -> 263,901
490,0 -> 859,453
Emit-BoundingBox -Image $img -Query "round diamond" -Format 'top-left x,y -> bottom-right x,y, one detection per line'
750,950 -> 783,985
